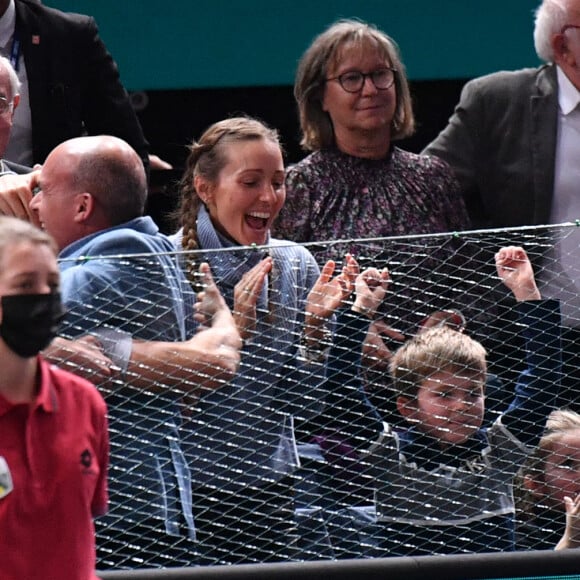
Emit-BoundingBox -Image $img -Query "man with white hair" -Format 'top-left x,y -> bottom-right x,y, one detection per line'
0,54 -> 31,176
0,54 -> 40,220
0,56 -> 18,170
424,0 -> 580,409
0,0 -> 148,168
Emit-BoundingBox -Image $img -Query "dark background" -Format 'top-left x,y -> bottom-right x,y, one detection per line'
140,78 -> 467,232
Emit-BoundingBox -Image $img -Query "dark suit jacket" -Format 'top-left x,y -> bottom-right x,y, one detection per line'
14,0 -> 149,166
2,158 -> 30,174
423,65 -> 558,228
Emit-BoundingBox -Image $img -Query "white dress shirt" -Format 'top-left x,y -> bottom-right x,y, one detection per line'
540,66 -> 580,327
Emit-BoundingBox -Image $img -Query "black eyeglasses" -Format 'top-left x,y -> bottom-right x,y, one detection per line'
0,96 -> 13,115
325,68 -> 397,93
560,24 -> 580,34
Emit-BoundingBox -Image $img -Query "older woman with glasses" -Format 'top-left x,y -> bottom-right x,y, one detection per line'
274,19 -> 470,250
273,22 -> 491,515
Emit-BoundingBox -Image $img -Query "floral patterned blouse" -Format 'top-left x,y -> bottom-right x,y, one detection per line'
274,146 -> 470,256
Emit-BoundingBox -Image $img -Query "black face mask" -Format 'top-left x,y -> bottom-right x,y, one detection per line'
0,293 -> 65,358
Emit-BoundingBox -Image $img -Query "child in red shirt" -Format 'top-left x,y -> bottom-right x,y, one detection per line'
0,216 -> 109,580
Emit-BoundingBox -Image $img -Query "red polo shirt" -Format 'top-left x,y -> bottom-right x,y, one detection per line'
0,357 -> 109,580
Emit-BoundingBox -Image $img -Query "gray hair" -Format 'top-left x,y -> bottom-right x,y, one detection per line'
0,56 -> 21,100
534,0 -> 569,62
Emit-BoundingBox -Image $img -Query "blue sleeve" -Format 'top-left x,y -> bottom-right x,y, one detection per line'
59,264 -> 125,338
501,299 -> 562,447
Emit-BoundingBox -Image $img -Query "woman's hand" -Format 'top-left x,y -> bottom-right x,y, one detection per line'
195,263 -> 232,327
233,256 -> 272,341
306,254 -> 359,322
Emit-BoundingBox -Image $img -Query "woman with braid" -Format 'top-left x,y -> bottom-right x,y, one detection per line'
171,117 -> 381,565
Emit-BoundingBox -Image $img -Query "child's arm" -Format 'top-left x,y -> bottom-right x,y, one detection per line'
556,494 -> 580,550
495,246 -> 541,302
498,247 -> 562,446
321,266 -> 390,448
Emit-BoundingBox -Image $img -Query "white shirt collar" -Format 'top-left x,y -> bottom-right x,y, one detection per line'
557,65 -> 580,115
0,0 -> 15,50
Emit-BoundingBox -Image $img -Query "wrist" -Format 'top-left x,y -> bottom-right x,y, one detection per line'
352,302 -> 375,319
515,287 -> 542,302
299,326 -> 332,362
305,310 -> 330,327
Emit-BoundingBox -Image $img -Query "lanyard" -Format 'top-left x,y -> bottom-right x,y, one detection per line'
9,28 -> 20,72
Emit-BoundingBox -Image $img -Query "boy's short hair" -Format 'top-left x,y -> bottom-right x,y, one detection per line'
389,326 -> 487,399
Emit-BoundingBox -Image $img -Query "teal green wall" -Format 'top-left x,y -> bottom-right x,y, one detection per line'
48,0 -> 542,91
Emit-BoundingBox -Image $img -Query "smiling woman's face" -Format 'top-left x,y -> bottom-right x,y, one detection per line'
322,41 -> 397,146
198,138 -> 286,246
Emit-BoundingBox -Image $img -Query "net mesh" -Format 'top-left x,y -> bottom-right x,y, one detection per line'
52,223 -> 580,569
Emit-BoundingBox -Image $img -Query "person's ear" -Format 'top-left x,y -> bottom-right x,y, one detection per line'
11,94 -> 19,113
73,192 -> 94,223
552,32 -> 576,67
194,175 -> 212,206
397,395 -> 417,421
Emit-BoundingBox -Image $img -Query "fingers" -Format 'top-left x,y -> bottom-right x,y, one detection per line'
54,336 -> 112,376
232,258 -> 270,337
564,493 -> 580,515
198,263 -> 225,302
362,267 -> 390,287
0,173 -> 37,221
371,319 -> 406,342
319,259 -> 337,283
342,253 -> 360,278
195,263 -> 231,325
196,264 -> 217,306
362,324 -> 399,367
495,245 -> 528,268
339,254 -> 359,291
148,154 -> 173,171
419,309 -> 466,333
236,257 -> 271,297
197,262 -> 214,288
352,267 -> 389,318
77,334 -> 103,348
356,267 -> 390,297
